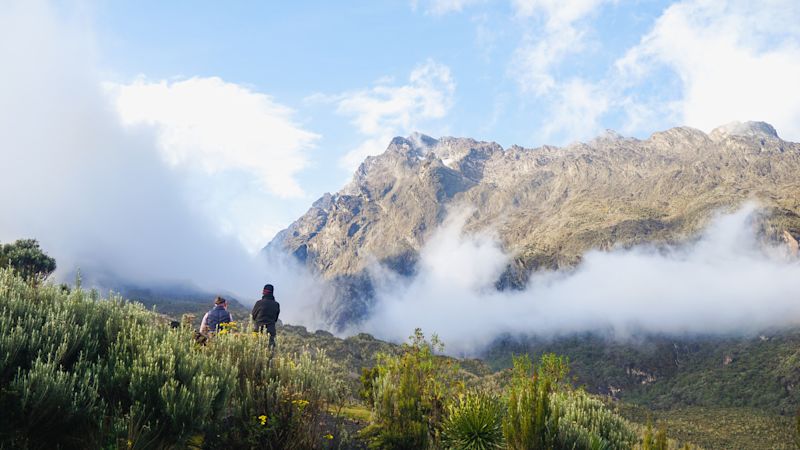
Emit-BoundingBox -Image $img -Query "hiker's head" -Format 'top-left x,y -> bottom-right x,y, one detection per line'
215,296 -> 227,307
263,284 -> 274,297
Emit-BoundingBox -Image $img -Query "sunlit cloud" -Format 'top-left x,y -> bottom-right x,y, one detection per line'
109,76 -> 320,198
362,204 -> 800,354
617,0 -> 800,140
325,60 -> 456,170
411,0 -> 485,15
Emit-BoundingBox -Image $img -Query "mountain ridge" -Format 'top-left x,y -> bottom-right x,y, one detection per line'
268,121 -> 800,328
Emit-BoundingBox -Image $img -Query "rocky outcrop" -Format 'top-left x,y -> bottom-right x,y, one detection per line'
268,122 -> 800,329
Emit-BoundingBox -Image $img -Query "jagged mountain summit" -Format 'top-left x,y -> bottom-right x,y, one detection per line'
268,121 -> 800,329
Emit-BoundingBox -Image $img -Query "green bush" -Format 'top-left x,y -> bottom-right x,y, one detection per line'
0,239 -> 56,283
0,268 -> 344,449
0,267 -> 646,449
363,329 -> 462,450
205,333 -> 345,449
502,353 -> 638,450
441,391 -> 505,450
550,390 -> 637,449
1,357 -> 102,449
503,355 -> 555,450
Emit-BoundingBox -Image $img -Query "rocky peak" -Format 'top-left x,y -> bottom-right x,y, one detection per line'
386,136 -> 427,159
407,132 -> 439,150
709,121 -> 779,141
342,135 -> 432,197
430,137 -> 503,182
589,129 -> 634,147
648,126 -> 711,147
268,122 -> 800,329
312,192 -> 335,210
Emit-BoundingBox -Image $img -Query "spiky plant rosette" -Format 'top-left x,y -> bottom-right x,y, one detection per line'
442,391 -> 505,450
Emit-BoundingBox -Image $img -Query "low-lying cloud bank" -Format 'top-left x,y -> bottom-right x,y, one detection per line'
0,2 -> 265,298
358,205 -> 800,354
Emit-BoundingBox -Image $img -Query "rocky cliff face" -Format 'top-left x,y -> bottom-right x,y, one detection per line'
267,122 -> 800,329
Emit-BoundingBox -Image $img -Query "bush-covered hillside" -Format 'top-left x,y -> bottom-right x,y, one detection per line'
485,332 -> 800,415
1,268 -> 657,449
0,268 -> 346,449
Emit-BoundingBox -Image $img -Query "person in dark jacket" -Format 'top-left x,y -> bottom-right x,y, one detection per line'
201,296 -> 232,334
252,284 -> 280,349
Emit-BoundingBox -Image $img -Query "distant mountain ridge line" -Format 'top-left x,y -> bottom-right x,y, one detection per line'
268,121 -> 800,328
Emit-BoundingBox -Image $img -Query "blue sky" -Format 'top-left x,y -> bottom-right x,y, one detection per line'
3,0 -> 800,263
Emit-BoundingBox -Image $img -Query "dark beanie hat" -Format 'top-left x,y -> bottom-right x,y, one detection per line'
263,284 -> 274,295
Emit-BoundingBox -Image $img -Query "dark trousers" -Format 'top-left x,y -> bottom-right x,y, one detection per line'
256,323 -> 277,349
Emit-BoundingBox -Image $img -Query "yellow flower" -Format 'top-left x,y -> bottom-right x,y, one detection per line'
292,399 -> 309,409
218,329 -> 229,335
258,414 -> 268,426
220,321 -> 239,332
324,433 -> 333,440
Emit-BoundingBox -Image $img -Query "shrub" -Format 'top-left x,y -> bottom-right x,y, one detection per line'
360,366 -> 380,405
0,268 -> 345,449
0,239 -> 56,283
0,357 -> 102,449
550,390 -> 638,449
502,353 -> 638,450
363,329 -> 463,449
503,354 -> 555,450
442,391 -> 505,450
205,333 -> 345,449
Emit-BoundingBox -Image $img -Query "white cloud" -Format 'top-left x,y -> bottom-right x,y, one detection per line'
411,0 -> 484,15
363,204 -> 800,354
513,0 -> 605,25
332,60 -> 456,169
509,0 -> 609,95
540,78 -> 610,143
109,76 -> 319,198
616,0 -> 800,140
0,1 -> 270,294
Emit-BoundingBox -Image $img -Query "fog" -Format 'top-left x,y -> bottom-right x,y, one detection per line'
0,2 -> 265,298
360,205 -> 800,354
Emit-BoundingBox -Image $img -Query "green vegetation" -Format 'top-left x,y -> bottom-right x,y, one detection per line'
361,330 -> 462,449
0,268 -> 345,449
0,239 -> 56,283
486,333 -> 800,448
442,391 -> 505,450
486,331 -> 800,415
4,264 -> 799,449
360,334 -> 638,450
617,404 -> 795,450
0,268 -> 641,449
502,355 -> 637,450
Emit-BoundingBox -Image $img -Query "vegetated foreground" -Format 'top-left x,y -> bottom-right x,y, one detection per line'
0,267 -> 795,449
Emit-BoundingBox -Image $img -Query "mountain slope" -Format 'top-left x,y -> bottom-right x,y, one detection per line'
269,122 -> 800,328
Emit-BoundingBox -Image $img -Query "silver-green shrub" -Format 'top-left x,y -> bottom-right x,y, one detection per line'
205,332 -> 345,449
550,390 -> 637,450
0,269 -> 344,449
502,354 -> 638,450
